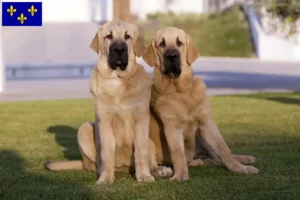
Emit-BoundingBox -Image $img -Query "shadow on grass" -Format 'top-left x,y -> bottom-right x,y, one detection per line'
264,97 -> 300,106
46,125 -> 138,175
226,92 -> 300,106
47,125 -> 80,160
0,150 -> 91,200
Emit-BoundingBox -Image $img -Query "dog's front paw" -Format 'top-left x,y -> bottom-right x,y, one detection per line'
169,170 -> 189,181
243,166 -> 259,174
136,173 -> 155,183
152,166 -> 173,178
234,155 -> 257,165
96,173 -> 114,185
242,156 -> 257,165
230,163 -> 259,174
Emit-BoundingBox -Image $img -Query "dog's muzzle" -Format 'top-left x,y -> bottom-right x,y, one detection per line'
108,41 -> 129,71
163,49 -> 181,78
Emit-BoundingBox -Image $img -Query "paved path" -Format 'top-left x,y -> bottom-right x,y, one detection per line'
1,57 -> 300,102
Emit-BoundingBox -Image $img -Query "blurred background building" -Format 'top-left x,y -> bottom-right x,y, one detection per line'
2,0 -> 247,23
0,0 -> 299,99
2,0 -> 250,80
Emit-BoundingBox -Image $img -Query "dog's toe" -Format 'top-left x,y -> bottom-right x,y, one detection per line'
169,170 -> 189,181
244,166 -> 259,174
96,174 -> 114,185
247,156 -> 257,164
136,174 -> 155,183
169,174 -> 189,181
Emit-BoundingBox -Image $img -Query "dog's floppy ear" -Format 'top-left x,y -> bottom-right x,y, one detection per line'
186,34 -> 199,65
131,25 -> 146,58
134,34 -> 147,58
90,28 -> 103,54
143,38 -> 157,67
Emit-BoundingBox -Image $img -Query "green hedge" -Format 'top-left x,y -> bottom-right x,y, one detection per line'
266,0 -> 300,22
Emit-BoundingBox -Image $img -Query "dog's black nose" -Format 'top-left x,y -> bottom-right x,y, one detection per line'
166,53 -> 178,61
114,46 -> 125,54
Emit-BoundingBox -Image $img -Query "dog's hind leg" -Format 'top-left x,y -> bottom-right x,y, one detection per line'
195,135 -> 254,166
197,99 -> 259,174
44,122 -> 97,171
78,122 -> 97,171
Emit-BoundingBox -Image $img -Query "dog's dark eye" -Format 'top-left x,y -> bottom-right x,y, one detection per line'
106,34 -> 113,40
124,34 -> 131,40
159,39 -> 166,48
176,38 -> 183,47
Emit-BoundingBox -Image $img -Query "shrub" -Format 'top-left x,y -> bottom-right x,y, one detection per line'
266,0 -> 300,22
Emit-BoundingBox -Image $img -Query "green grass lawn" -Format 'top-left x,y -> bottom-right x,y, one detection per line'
141,6 -> 255,57
0,93 -> 300,200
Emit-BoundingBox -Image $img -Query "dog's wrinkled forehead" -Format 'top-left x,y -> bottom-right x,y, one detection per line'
155,27 -> 186,46
101,21 -> 135,39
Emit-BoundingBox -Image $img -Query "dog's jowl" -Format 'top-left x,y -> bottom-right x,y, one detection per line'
108,40 -> 129,71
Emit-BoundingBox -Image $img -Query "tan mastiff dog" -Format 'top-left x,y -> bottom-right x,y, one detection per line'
144,27 -> 259,181
45,20 -> 155,184
45,25 -> 257,182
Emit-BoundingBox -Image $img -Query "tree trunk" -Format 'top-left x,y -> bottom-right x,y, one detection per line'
113,0 -> 131,22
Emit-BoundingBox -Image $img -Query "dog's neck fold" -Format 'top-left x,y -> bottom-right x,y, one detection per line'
153,64 -> 194,94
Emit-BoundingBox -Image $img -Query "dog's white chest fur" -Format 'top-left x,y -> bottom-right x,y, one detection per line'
99,78 -> 123,96
106,78 -> 122,89
96,77 -> 139,112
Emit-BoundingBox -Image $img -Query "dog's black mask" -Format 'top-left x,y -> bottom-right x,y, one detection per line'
163,49 -> 181,78
108,41 -> 129,71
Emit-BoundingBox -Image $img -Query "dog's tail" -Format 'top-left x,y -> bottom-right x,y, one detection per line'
44,160 -> 84,171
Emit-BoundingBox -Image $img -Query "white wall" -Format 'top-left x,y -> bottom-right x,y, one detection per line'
131,0 -> 164,20
2,0 -> 244,22
3,0 -> 208,22
168,0 -> 204,14
245,5 -> 300,61
0,37 -> 4,93
131,0 -> 205,20
0,2 -> 5,93
2,0 -> 113,22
